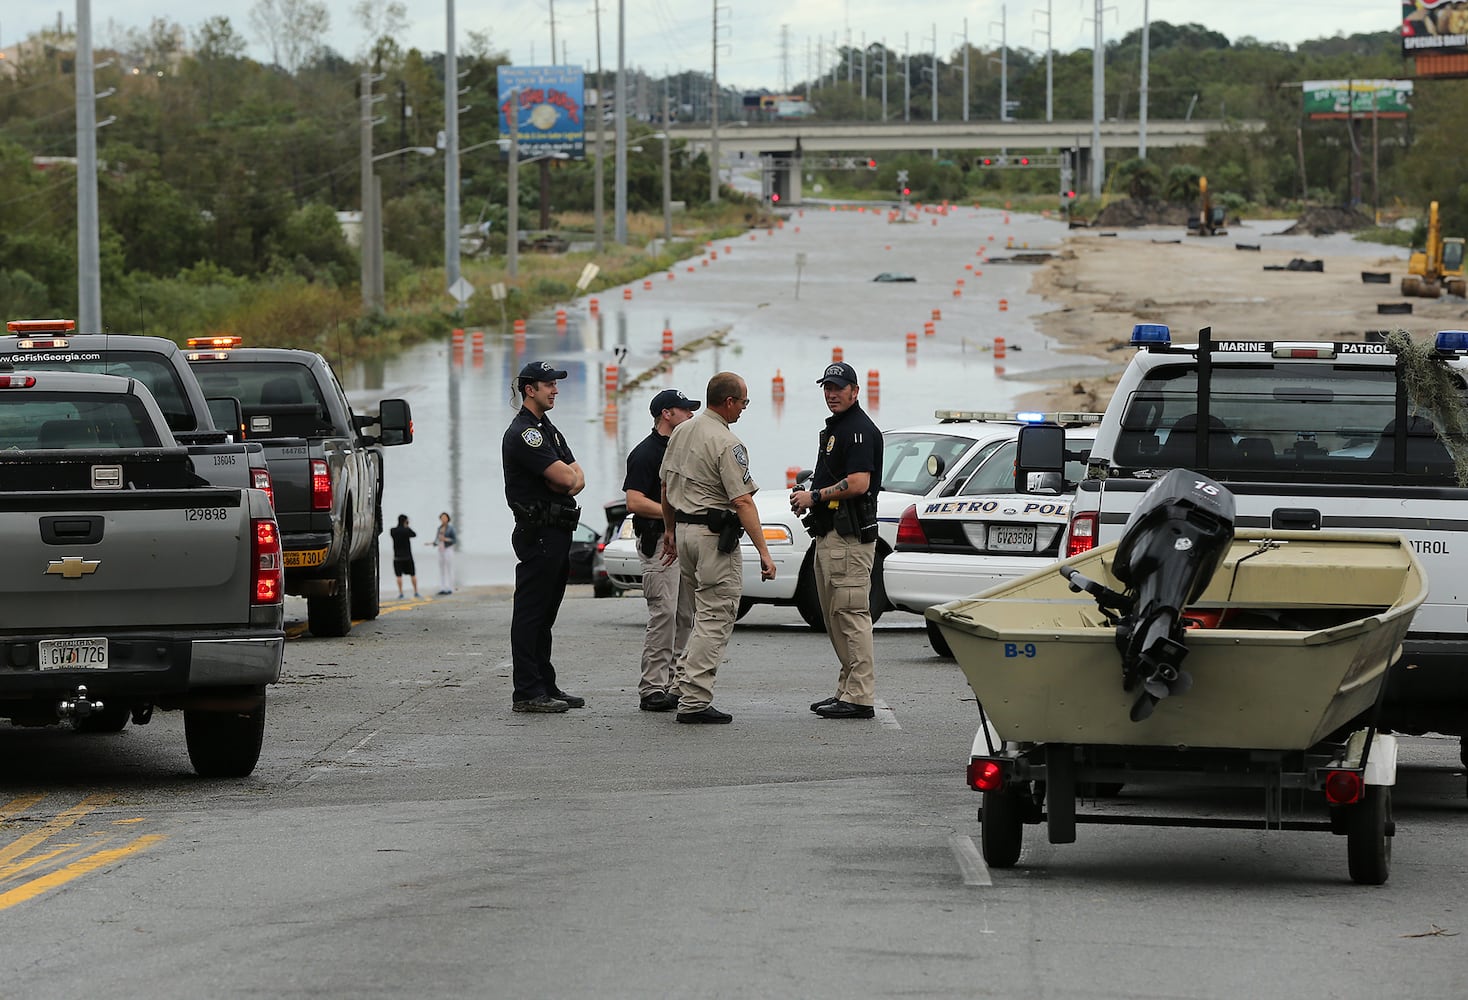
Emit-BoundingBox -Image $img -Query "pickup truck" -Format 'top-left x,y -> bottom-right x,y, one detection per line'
0,369 -> 283,777
2,320 -> 273,500
1016,324 -> 1468,751
186,343 -> 413,637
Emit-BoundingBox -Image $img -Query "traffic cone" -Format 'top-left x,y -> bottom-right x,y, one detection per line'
905,332 -> 917,353
832,346 -> 844,363
867,369 -> 881,408
999,298 -> 1009,312
994,336 -> 1007,358
772,369 -> 786,401
604,364 -> 619,396
661,328 -> 674,355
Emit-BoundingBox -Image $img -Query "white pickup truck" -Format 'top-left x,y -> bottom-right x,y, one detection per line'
0,369 -> 283,776
1015,324 -> 1468,757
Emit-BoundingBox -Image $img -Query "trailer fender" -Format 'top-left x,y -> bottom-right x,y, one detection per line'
1346,730 -> 1398,786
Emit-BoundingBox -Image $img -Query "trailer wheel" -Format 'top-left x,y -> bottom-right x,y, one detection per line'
1346,785 -> 1392,886
980,790 -> 1024,868
926,620 -> 954,658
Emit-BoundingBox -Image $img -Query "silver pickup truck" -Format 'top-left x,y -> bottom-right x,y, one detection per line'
0,369 -> 284,777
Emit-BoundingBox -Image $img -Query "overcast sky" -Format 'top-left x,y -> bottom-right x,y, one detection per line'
10,1 -> 1403,91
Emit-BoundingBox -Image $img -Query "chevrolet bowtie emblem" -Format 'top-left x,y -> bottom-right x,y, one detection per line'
45,557 -> 101,579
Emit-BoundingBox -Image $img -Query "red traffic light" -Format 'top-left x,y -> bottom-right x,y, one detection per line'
981,158 -> 993,167
770,192 -> 780,202
902,186 -> 910,196
866,158 -> 877,169
1018,156 -> 1030,166
1063,190 -> 1076,200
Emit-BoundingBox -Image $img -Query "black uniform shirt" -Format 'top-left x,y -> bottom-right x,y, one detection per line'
389,524 -> 415,558
812,402 -> 883,497
623,429 -> 670,500
502,406 -> 577,508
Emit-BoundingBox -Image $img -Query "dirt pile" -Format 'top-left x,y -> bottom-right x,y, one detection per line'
1278,205 -> 1374,236
1090,198 -> 1191,228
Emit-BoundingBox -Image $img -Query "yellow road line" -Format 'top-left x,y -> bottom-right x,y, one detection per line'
0,845 -> 78,882
0,795 -> 45,822
0,834 -> 165,911
0,794 -> 110,868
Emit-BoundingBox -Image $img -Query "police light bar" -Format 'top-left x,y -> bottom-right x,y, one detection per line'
1435,330 -> 1468,353
6,319 -> 75,335
935,409 -> 1104,425
1130,323 -> 1171,349
186,336 -> 242,350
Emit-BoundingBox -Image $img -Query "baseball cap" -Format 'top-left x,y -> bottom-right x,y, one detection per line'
816,362 -> 860,387
518,360 -> 569,381
649,387 -> 702,416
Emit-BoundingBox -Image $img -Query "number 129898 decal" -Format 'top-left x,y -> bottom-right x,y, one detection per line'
185,508 -> 229,521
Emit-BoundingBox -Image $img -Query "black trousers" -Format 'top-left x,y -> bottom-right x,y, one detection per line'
510,523 -> 572,702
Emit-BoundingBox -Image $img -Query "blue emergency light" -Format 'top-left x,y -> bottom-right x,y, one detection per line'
1434,330 -> 1468,353
1130,323 -> 1171,349
1016,411 -> 1046,423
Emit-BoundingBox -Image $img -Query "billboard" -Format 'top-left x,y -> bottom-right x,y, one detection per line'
1302,79 -> 1412,119
1403,1 -> 1468,53
497,66 -> 585,158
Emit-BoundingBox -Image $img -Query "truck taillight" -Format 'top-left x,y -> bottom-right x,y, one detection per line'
252,518 -> 283,604
311,459 -> 331,511
968,758 -> 1007,792
895,504 -> 929,549
0,375 -> 37,389
1065,511 -> 1098,557
252,467 -> 274,509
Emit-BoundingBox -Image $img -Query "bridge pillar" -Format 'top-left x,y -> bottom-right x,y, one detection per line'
761,151 -> 803,207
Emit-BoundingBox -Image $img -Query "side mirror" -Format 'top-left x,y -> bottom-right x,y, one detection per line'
794,468 -> 814,489
377,398 -> 414,446
206,396 -> 245,441
925,454 -> 947,478
1015,424 -> 1065,492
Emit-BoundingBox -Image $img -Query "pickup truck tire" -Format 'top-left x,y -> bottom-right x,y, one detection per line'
308,528 -> 354,638
926,620 -> 955,659
980,789 -> 1025,867
185,700 -> 266,778
1346,785 -> 1392,886
72,704 -> 130,733
349,542 -> 380,621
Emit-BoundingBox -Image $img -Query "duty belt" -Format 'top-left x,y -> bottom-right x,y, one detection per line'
673,509 -> 720,523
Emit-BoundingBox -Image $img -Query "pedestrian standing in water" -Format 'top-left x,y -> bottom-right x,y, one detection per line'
624,388 -> 700,711
502,360 -> 587,714
390,514 -> 419,599
432,512 -> 457,595
790,362 -> 884,719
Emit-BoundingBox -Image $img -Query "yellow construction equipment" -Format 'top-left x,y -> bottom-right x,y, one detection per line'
1187,176 -> 1227,237
1402,201 -> 1466,299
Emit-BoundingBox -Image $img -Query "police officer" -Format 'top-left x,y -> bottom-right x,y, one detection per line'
790,362 -> 884,719
624,388 -> 700,712
658,372 -> 776,724
502,360 -> 587,714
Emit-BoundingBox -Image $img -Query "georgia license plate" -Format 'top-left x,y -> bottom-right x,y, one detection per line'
38,637 -> 108,671
284,548 -> 328,568
989,525 -> 1037,552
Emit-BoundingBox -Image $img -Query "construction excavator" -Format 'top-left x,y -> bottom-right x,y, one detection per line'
1402,200 -> 1466,299
1187,176 -> 1227,237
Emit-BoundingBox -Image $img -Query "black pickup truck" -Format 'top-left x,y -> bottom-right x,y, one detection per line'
1,320 -> 273,499
186,344 -> 413,636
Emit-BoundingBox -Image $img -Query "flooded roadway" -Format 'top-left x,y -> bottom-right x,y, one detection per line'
342,201 -> 1112,587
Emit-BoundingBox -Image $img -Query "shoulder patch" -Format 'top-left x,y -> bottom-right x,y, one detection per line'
732,444 -> 748,468
521,428 -> 544,447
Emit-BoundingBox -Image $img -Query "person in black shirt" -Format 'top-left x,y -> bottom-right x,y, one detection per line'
501,360 -> 587,714
623,388 -> 701,711
789,362 -> 884,720
389,514 -> 418,598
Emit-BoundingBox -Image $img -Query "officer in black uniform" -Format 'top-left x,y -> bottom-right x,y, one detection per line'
502,360 -> 587,714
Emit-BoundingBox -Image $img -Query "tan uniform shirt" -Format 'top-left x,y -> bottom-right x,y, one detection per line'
660,409 -> 758,513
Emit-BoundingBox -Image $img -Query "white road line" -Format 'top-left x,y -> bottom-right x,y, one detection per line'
948,834 -> 992,886
874,698 -> 901,730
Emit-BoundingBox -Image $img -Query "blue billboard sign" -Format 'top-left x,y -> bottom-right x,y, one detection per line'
497,66 -> 586,159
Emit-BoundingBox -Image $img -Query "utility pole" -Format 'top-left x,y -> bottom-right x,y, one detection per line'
710,1 -> 723,203
548,0 -> 556,63
76,0 -> 101,331
903,34 -> 910,123
1035,0 -> 1054,122
508,89 -> 520,276
881,41 -> 887,121
662,85 -> 672,242
593,0 -> 605,251
360,69 -> 377,311
1139,0 -> 1150,159
443,0 -> 460,297
962,20 -> 970,123
1091,0 -> 1105,199
614,0 -> 627,243
992,5 -> 1008,122
930,24 -> 937,126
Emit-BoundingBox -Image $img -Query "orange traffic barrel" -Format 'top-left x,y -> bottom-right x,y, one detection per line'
964,263 -> 973,271
710,251 -> 718,261
974,269 -> 983,277
604,364 -> 619,395
555,308 -> 567,327
589,298 -> 600,313
471,329 -> 484,352
623,287 -> 633,300
667,271 -> 675,280
952,287 -> 962,298
956,278 -> 965,287
661,328 -> 674,355
999,298 -> 1009,312
905,332 -> 917,353
452,327 -> 465,346
786,465 -> 800,488
932,308 -> 942,321
643,279 -> 653,291
994,336 -> 1007,358
701,258 -> 709,267
1004,214 -> 1011,225
687,266 -> 696,273
867,369 -> 881,406
831,346 -> 844,363
772,369 -> 786,400
924,321 -> 935,337
750,233 -> 758,241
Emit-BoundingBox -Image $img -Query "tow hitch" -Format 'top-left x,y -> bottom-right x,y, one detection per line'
58,685 -> 104,720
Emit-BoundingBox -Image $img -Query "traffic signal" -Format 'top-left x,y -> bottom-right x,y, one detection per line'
866,158 -> 877,170
1062,190 -> 1077,201
1018,156 -> 1030,166
770,192 -> 780,203
980,157 -> 993,167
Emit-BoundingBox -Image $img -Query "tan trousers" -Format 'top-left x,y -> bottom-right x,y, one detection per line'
638,546 -> 693,697
671,524 -> 742,712
814,531 -> 876,706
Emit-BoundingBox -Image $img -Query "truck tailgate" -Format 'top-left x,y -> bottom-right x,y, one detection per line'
0,489 -> 253,630
259,438 -> 312,533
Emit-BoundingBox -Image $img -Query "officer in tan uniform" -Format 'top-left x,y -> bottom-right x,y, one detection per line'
658,371 -> 776,724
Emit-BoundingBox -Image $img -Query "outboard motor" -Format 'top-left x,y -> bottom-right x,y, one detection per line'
1062,468 -> 1236,721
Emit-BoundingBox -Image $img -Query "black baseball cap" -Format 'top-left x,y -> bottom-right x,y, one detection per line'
649,387 -> 702,416
816,362 -> 860,387
518,360 -> 569,381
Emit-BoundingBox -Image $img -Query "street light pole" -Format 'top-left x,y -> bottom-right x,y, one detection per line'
360,69 -> 376,311
76,0 -> 101,332
444,0 -> 460,296
508,90 -> 520,277
614,0 -> 627,244
593,0 -> 605,252
662,88 -> 672,242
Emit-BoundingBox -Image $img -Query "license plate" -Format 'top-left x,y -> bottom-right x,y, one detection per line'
38,637 -> 108,671
284,548 -> 328,568
989,525 -> 1037,552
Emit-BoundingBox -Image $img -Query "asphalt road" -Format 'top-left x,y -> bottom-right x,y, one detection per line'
1,590 -> 1466,998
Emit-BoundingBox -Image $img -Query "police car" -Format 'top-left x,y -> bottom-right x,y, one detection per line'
882,420 -> 1099,656
602,411 -> 1098,631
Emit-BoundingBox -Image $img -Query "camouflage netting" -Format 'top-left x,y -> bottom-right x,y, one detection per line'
1386,329 -> 1468,487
